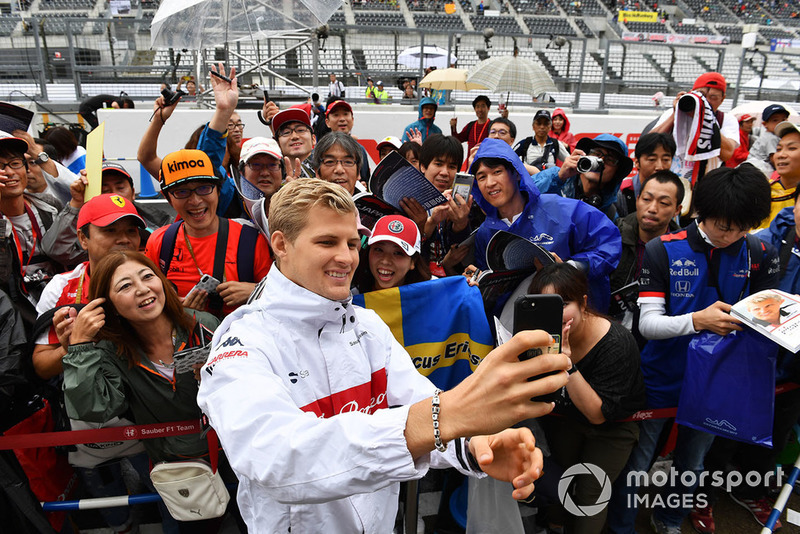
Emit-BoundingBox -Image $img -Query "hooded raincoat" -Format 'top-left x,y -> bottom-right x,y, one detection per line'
401,97 -> 442,143
469,138 -> 621,311
549,108 -> 576,152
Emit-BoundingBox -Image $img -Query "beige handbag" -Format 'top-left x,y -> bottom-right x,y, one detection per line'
150,429 -> 230,521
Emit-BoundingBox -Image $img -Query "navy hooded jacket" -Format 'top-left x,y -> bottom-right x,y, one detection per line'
759,206 -> 800,294
401,97 -> 443,143
469,138 -> 622,311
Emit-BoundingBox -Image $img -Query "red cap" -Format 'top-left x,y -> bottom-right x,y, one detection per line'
271,108 -> 311,137
0,130 -> 28,154
326,100 -> 353,117
77,194 -> 145,229
739,114 -> 754,122
368,215 -> 421,256
692,72 -> 726,93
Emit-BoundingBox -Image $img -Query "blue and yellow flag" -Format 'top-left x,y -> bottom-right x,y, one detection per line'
353,277 -> 494,390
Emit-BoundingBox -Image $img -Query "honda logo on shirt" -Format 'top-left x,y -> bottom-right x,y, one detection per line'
675,280 -> 691,294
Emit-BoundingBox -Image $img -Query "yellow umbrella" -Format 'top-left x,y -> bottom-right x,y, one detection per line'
418,68 -> 489,92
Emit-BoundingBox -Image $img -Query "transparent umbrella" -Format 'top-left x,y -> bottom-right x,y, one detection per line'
466,48 -> 557,97
397,45 -> 457,70
150,0 -> 343,50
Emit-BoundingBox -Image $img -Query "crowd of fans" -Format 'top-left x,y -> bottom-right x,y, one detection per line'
1,65 -> 800,534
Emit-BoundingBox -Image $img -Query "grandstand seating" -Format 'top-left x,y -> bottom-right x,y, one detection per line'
715,24 -> 743,42
39,0 -> 96,10
760,26 -> 797,39
470,14 -> 522,32
0,15 -> 20,36
414,12 -> 467,29
575,18 -> 595,36
32,13 -> 88,34
408,0 -> 445,11
507,0 -> 560,14
624,21 -> 669,32
557,0 -> 607,16
355,11 -> 407,26
680,0 -> 738,22
352,0 -> 402,10
523,16 -> 577,36
136,10 -> 156,33
328,10 -> 347,25
672,22 -> 714,34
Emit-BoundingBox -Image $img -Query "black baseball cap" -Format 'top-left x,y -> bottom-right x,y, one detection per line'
533,110 -> 552,123
762,104 -> 790,122
102,161 -> 135,188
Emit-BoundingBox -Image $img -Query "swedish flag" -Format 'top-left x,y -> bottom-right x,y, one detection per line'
353,277 -> 494,390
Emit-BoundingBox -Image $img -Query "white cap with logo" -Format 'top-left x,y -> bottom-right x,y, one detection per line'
240,137 -> 282,164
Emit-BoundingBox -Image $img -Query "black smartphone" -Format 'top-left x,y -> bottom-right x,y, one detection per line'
513,294 -> 564,403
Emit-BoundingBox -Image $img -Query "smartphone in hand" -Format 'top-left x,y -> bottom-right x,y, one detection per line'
452,172 -> 474,205
513,294 -> 564,403
188,274 -> 221,297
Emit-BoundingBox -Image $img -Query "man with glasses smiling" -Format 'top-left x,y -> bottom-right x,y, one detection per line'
0,132 -> 60,306
271,108 -> 316,179
311,132 -> 363,196
145,149 -> 272,317
237,137 -> 284,216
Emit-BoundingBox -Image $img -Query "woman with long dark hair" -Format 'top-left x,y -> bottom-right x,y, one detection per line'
61,250 -> 240,533
530,263 -> 645,534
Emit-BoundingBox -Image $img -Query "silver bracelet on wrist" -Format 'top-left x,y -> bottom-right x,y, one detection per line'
432,388 -> 447,452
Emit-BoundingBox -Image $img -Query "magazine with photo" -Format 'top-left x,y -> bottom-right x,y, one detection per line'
730,289 -> 800,353
369,151 -> 447,212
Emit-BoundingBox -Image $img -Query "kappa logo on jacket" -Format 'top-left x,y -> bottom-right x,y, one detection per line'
218,337 -> 243,348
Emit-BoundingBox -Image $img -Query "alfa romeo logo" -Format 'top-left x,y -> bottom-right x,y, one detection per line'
388,220 -> 404,233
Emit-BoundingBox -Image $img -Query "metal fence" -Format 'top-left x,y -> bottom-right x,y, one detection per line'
1,16 -> 800,109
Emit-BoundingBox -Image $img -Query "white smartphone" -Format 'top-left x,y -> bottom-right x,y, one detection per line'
189,274 -> 220,296
452,172 -> 474,205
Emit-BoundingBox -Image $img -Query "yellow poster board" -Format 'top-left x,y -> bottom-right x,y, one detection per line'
617,10 -> 658,22
84,122 -> 104,202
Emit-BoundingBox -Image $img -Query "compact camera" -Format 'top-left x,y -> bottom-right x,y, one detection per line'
576,155 -> 605,174
161,88 -> 186,106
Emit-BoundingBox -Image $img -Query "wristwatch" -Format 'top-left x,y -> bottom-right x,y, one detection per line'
35,151 -> 50,164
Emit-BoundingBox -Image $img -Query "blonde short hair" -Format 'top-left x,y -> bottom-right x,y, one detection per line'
748,292 -> 782,305
269,178 -> 357,244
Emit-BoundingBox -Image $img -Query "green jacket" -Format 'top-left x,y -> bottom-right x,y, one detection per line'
62,310 -> 220,463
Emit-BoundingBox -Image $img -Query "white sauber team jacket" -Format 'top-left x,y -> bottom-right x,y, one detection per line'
197,268 -> 483,534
